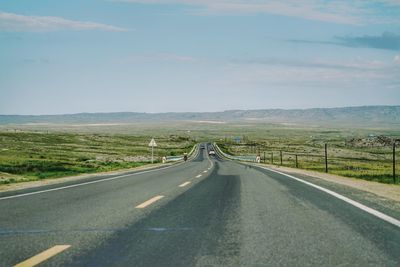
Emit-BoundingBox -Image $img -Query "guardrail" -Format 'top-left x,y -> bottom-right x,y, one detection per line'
215,141 -> 399,184
165,144 -> 198,163
214,143 -> 256,162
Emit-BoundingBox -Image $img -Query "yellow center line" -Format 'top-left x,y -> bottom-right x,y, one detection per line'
135,195 -> 164,209
195,174 -> 202,178
179,181 -> 191,187
14,245 -> 71,267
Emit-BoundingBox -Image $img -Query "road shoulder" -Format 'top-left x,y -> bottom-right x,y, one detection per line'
254,164 -> 400,221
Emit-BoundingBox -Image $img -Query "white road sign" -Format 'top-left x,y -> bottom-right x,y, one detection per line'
149,138 -> 157,147
149,138 -> 157,163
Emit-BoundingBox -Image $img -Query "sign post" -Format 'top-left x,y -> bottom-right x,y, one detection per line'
148,138 -> 157,164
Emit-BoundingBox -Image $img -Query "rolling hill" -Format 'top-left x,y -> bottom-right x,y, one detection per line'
1,106 -> 399,128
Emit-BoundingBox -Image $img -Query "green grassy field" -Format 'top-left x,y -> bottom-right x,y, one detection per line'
0,121 -> 399,185
215,126 -> 400,184
0,131 -> 195,184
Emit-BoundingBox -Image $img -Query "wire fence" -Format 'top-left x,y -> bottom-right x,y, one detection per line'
216,142 -> 400,184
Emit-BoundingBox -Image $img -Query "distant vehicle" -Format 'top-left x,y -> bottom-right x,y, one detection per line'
183,153 -> 188,162
209,150 -> 215,156
200,145 -> 205,149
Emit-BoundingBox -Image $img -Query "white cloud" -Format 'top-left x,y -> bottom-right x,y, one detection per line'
115,53 -> 199,64
112,0 -> 400,25
157,53 -> 197,62
0,11 -> 127,32
215,56 -> 400,90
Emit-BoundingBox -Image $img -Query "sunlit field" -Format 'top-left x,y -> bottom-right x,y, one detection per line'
0,129 -> 194,184
1,121 -> 399,184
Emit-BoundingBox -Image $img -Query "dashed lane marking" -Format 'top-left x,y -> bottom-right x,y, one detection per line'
14,245 -> 71,267
135,195 -> 164,209
179,181 -> 191,187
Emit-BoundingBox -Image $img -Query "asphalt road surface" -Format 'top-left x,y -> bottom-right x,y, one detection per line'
0,144 -> 399,266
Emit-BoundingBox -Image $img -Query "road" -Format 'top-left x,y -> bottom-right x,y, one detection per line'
0,144 -> 399,266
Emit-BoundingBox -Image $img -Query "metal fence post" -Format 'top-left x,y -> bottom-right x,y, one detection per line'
394,143 -> 396,184
295,154 -> 298,168
271,152 -> 274,164
325,143 -> 328,173
280,150 -> 283,166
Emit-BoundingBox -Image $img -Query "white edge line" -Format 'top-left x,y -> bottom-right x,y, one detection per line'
0,156 -> 193,201
196,174 -> 202,178
263,167 -> 400,228
213,144 -> 400,228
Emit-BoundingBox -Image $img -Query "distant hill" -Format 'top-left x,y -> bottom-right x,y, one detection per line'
1,106 -> 400,127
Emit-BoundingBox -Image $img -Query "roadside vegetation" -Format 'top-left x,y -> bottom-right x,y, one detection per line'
1,121 -> 399,185
216,127 -> 400,184
0,131 -> 195,184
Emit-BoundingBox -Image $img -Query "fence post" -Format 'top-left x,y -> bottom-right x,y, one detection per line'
394,143 -> 396,184
295,154 -> 298,168
280,150 -> 283,166
263,151 -> 266,163
325,143 -> 328,173
271,152 -> 274,164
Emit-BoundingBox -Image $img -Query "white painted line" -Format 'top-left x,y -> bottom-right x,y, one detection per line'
179,181 -> 191,187
203,170 -> 208,173
214,143 -> 400,228
263,167 -> 400,228
135,195 -> 164,209
14,245 -> 70,267
0,160 -> 189,201
195,174 -> 202,178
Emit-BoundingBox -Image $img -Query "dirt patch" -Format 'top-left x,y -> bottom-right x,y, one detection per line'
346,135 -> 399,147
0,172 -> 28,184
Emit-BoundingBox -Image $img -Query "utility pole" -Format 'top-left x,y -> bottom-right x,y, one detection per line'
325,144 -> 328,173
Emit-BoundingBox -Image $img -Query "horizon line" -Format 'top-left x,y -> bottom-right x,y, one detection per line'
0,104 -> 399,117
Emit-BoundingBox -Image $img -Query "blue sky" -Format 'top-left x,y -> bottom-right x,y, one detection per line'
1,0 -> 400,115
